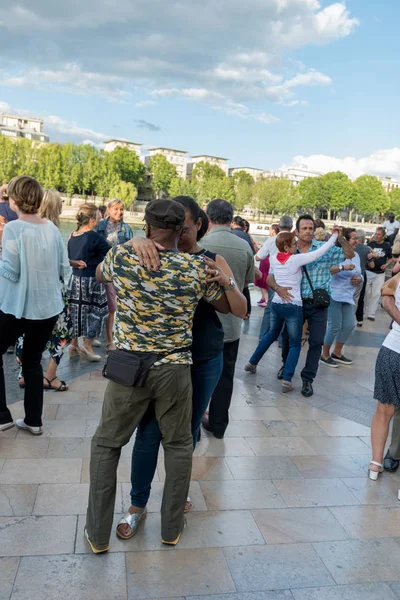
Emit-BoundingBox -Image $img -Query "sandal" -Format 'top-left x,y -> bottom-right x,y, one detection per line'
43,377 -> 69,392
243,313 -> 251,321
116,508 -> 147,540
281,381 -> 294,393
184,496 -> 193,513
368,460 -> 383,481
69,344 -> 80,358
106,342 -> 116,351
18,379 -> 25,389
357,322 -> 363,328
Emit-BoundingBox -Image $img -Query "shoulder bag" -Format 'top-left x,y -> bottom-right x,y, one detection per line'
302,264 -> 330,308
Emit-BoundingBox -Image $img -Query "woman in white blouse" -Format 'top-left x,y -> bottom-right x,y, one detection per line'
0,176 -> 68,435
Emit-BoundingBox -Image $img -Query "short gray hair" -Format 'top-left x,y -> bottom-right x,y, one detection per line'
355,229 -> 365,243
279,215 -> 293,230
107,198 -> 124,209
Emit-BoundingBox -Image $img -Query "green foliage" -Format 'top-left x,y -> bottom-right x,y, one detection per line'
231,170 -> 254,186
321,171 -> 354,212
353,175 -> 389,216
389,188 -> 400,217
109,180 -> 137,209
191,161 -> 226,181
168,177 -> 197,199
148,154 -> 177,197
298,176 -> 329,213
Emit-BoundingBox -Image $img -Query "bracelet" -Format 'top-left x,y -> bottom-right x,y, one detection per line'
223,277 -> 236,291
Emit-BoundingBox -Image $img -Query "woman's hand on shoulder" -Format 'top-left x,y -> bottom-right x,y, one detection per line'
125,237 -> 164,270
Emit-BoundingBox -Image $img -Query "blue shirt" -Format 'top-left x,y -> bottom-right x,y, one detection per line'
0,220 -> 69,319
330,253 -> 362,305
96,218 -> 133,246
300,240 -> 345,299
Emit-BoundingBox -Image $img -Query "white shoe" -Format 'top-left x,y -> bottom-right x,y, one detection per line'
92,339 -> 102,348
0,421 -> 14,432
78,344 -> 102,362
368,460 -> 383,481
15,419 -> 43,436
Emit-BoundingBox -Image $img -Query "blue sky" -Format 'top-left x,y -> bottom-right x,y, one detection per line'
0,1 -> 399,178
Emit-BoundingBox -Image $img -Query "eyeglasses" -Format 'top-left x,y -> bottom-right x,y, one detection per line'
182,224 -> 195,235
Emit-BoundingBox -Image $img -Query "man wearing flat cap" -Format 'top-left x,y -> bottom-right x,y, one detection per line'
85,199 -> 224,553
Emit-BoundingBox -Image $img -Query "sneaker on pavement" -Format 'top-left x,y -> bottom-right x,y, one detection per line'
320,356 -> 339,368
331,353 -> 353,366
0,421 -> 14,432
15,419 -> 43,436
384,450 -> 400,473
244,363 -> 257,374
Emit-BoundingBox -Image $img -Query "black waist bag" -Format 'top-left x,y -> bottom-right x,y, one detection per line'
103,347 -> 189,388
302,265 -> 330,309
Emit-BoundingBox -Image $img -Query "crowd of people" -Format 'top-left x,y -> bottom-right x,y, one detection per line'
1,174 -> 400,550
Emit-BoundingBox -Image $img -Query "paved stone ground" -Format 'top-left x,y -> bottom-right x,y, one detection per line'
2,296 -> 400,600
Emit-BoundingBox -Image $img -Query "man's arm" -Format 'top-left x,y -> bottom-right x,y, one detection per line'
338,234 -> 355,259
96,262 -> 107,283
267,273 -> 294,303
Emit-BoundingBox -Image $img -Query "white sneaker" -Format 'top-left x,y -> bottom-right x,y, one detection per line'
92,339 -> 102,348
15,419 -> 43,436
0,421 -> 14,432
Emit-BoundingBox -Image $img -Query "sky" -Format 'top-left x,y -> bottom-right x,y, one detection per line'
0,0 -> 399,179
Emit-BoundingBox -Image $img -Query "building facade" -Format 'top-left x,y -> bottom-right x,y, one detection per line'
146,147 -> 188,178
229,167 -> 264,180
104,139 -> 142,156
188,155 -> 229,177
379,176 -> 400,192
0,114 -> 49,143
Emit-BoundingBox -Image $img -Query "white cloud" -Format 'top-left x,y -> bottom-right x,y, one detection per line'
286,148 -> 400,180
0,0 -> 358,120
135,100 -> 157,108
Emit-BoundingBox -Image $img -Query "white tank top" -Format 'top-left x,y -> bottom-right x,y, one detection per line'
382,281 -> 400,353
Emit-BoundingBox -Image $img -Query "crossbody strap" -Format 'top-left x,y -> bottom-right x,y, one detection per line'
302,264 -> 315,294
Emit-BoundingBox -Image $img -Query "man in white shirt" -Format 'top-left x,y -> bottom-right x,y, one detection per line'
383,213 -> 400,245
258,216 -> 293,340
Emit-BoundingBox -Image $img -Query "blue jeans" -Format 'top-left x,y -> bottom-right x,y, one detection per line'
324,299 -> 355,346
250,303 -> 303,382
130,352 -> 223,507
259,290 -> 283,344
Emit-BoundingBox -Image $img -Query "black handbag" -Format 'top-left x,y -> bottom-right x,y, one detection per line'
302,265 -> 330,309
103,347 -> 189,388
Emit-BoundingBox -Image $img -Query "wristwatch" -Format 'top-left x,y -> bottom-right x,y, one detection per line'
339,265 -> 344,271
223,277 -> 236,291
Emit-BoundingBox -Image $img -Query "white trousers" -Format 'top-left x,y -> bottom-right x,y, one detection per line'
364,271 -> 385,318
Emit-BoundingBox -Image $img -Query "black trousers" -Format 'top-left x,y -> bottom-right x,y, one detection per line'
0,311 -> 57,426
208,339 -> 240,437
243,286 -> 251,315
282,303 -> 328,383
356,277 -> 367,323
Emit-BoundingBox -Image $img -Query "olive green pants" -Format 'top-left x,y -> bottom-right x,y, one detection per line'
389,409 -> 400,459
86,363 -> 193,548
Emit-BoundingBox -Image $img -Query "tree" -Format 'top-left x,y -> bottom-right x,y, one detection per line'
298,176 -> 329,215
389,188 -> 400,218
36,144 -> 63,189
109,146 -> 145,187
168,177 -> 197,199
231,170 -> 254,187
195,175 -> 234,204
191,161 -> 226,182
353,175 -> 389,217
231,171 -> 254,211
321,171 -> 354,217
109,180 -> 137,209
148,154 -> 177,198
273,179 -> 299,215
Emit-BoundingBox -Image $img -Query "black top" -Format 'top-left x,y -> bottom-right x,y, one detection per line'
191,249 -> 224,361
366,241 -> 392,274
68,230 -> 111,277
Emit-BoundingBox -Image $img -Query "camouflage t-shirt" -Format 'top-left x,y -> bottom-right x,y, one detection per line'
101,246 -> 224,364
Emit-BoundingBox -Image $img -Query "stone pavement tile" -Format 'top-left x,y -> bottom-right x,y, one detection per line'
85,419 -> 100,438
0,557 -> 19,600
56,403 -> 103,420
0,515 -> 77,556
11,553 -> 127,600
0,426 -> 17,438
290,455 -> 369,479
67,379 -> 107,392
313,538 -> 400,584
276,406 -> 346,421
252,507 -> 349,544
0,484 -> 38,516
300,436 -> 370,456
316,405 -> 372,428
199,479 -> 285,510
247,437 -> 316,457
75,512 -> 172,553
43,390 -> 89,405
292,583 -> 398,600
341,476 -> 400,505
188,593 -> 293,600
264,420 -> 327,437
178,510 -> 265,549
158,457 -> 234,481
223,544 -> 334,591
46,437 -> 91,458
274,478 -> 360,507
359,436 -> 371,448
389,582 -> 400,598
223,421 -> 271,437
0,436 -> 49,459
125,548 -> 236,599
330,506 -> 400,539
122,481 -> 207,513
316,420 -> 371,437
32,419 -> 86,438
33,482 -> 122,515
194,438 -> 254,457
10,402 -> 58,421
229,407 -> 286,421
0,458 -> 82,484
226,456 -> 303,481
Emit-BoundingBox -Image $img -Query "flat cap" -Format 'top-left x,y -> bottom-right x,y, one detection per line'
145,199 -> 185,231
